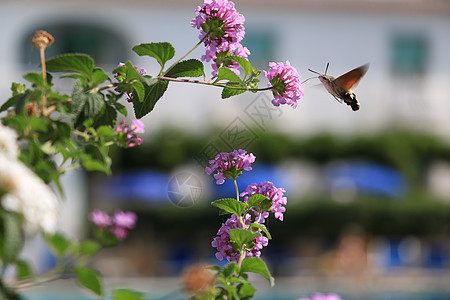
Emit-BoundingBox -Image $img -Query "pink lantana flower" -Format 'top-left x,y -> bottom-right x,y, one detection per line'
205,149 -> 255,184
115,119 -> 145,148
192,0 -> 249,76
89,209 -> 138,241
264,61 -> 304,109
211,214 -> 268,262
240,181 -> 287,221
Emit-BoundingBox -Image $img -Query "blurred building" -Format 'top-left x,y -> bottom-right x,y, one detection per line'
1,0 -> 450,137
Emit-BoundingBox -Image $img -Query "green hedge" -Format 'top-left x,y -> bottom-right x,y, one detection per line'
113,128 -> 450,183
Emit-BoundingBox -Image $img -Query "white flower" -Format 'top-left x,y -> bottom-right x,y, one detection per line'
0,123 -> 19,158
0,154 -> 59,234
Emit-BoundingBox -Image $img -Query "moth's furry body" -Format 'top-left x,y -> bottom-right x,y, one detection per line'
318,75 -> 360,111
307,63 -> 369,111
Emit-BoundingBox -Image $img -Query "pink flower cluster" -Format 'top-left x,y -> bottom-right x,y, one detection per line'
89,209 -> 137,240
115,119 -> 145,148
241,181 -> 287,221
212,214 -> 268,262
264,61 -> 304,109
191,0 -> 250,76
114,62 -> 147,103
205,149 -> 255,184
298,293 -> 342,300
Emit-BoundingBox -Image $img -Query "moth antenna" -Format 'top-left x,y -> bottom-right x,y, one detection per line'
301,76 -> 317,84
325,62 -> 329,75
307,68 -> 321,76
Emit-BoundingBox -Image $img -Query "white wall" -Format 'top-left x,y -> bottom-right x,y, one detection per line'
1,1 -> 450,138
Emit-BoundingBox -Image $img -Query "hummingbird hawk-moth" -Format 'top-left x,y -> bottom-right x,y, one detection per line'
307,63 -> 369,111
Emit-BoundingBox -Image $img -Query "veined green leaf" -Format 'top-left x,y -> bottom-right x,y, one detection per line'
16,260 -> 33,280
238,283 -> 257,298
91,68 -> 109,86
221,83 -> 246,99
71,80 -> 106,123
125,61 -> 145,82
23,72 -> 45,86
240,257 -> 274,287
246,194 -> 269,209
46,54 -> 95,79
45,233 -> 71,257
229,56 -> 253,78
221,262 -> 238,278
164,59 -> 205,78
133,79 -> 168,118
216,67 -> 245,86
112,289 -> 146,300
211,198 -> 245,216
76,267 -> 103,296
229,229 -> 260,249
250,223 -> 272,240
132,42 -> 175,69
132,81 -> 145,102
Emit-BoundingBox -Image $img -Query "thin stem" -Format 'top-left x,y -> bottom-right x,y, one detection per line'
89,83 -> 114,94
155,76 -> 274,92
233,178 -> 239,202
14,273 -> 62,292
237,249 -> 246,268
163,33 -> 209,76
39,47 -> 48,115
73,129 -> 90,140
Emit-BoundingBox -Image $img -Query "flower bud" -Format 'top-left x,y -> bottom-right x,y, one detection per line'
31,30 -> 54,49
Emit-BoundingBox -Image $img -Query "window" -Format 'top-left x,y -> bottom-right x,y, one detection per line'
21,23 -> 128,68
390,33 -> 428,76
242,30 -> 276,69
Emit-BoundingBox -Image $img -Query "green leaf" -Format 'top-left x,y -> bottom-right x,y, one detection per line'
238,283 -> 257,299
216,67 -> 245,86
91,68 -> 109,86
221,262 -> 238,278
132,42 -> 175,69
45,233 -> 71,257
46,54 -> 95,79
240,257 -> 274,287
16,260 -> 33,280
0,94 -> 20,113
229,56 -> 253,77
84,93 -> 105,118
76,240 -> 101,256
164,59 -> 205,78
80,145 -> 112,175
2,213 -> 23,265
112,289 -> 146,300
246,194 -> 269,209
97,125 -> 115,138
23,72 -> 45,86
222,83 -> 246,99
113,101 -> 127,117
71,80 -> 106,123
250,223 -> 271,240
76,266 -> 103,296
3,92 -> 31,115
29,116 -> 50,133
11,82 -> 26,95
124,61 -> 145,82
211,198 -> 245,216
133,79 -> 168,118
132,81 -> 145,102
254,198 -> 273,213
229,229 -> 260,250
94,102 -> 117,127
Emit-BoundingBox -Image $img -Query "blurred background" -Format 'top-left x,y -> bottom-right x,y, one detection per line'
2,0 -> 450,299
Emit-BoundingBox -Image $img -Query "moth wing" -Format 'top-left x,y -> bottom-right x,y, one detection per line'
334,63 -> 369,90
